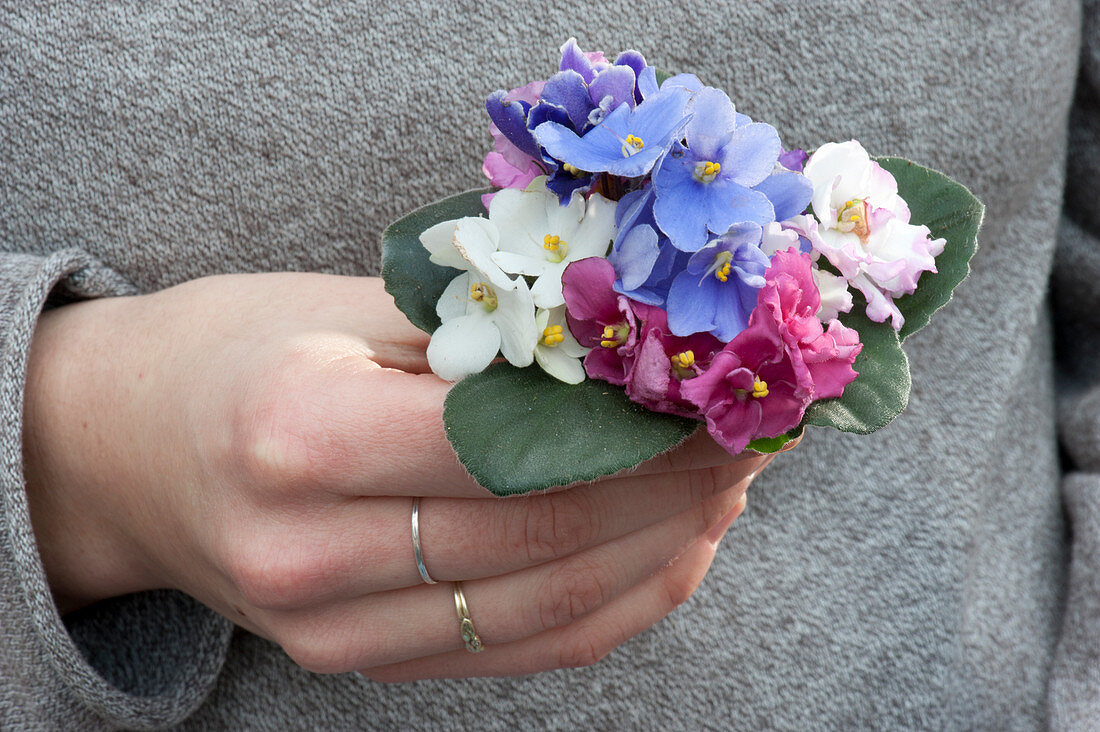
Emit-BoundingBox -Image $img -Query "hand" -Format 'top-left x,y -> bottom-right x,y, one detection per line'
23,273 -> 773,679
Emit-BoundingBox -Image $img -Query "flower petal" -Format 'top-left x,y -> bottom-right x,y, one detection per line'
541,70 -> 595,131
535,343 -> 587,384
720,122 -> 782,187
426,312 -> 501,381
492,279 -> 538,367
666,271 -> 719,336
436,272 -> 473,322
754,169 -> 813,222
530,265 -> 567,308
452,218 -> 516,291
421,219 -> 468,270
611,223 -> 661,291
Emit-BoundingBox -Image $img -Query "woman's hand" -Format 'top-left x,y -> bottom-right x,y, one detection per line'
22,273 -> 773,680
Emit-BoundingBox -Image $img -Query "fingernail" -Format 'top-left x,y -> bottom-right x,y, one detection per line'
706,495 -> 747,544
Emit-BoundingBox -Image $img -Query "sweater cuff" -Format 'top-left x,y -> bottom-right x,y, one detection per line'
0,250 -> 233,729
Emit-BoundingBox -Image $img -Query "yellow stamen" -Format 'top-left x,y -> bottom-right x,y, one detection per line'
670,350 -> 695,369
692,160 -> 721,183
541,324 -> 565,347
711,250 -> 734,283
621,134 -> 645,157
599,323 -> 629,349
751,378 -> 769,398
469,282 -> 498,311
838,198 -> 870,240
562,162 -> 584,177
543,234 -> 568,263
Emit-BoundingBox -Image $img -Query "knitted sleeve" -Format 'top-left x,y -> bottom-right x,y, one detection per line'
0,250 -> 233,730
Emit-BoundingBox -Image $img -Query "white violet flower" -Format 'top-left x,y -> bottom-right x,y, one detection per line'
533,305 -> 589,384
420,217 -> 538,381
489,186 -> 617,308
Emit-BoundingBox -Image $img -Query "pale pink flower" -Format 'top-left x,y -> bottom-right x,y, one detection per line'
802,141 -> 945,330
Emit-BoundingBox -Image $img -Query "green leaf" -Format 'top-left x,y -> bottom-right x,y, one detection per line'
381,189 -> 491,334
873,157 -> 984,341
444,363 -> 698,496
747,424 -> 805,454
804,307 -> 911,434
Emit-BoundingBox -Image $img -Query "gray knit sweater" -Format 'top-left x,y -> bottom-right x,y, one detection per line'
2,2 -> 1098,729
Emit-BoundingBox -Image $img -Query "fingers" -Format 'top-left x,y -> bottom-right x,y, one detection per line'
259,489 -> 745,674
361,500 -> 738,681
239,275 -> 784,500
626,425 -> 775,478
271,366 -> 773,498
223,456 -> 767,610
349,277 -> 432,374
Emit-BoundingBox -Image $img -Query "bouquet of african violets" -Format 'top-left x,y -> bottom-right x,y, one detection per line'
382,39 -> 983,496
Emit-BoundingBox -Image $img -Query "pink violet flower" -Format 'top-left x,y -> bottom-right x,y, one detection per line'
561,257 -> 643,385
759,247 -> 862,400
625,306 -> 724,419
682,248 -> 863,454
802,140 -> 946,330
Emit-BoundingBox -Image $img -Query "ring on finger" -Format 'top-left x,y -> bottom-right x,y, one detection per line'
411,497 -> 436,584
453,582 -> 484,653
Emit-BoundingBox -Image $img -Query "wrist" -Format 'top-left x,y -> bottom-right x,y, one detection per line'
23,296 -> 163,613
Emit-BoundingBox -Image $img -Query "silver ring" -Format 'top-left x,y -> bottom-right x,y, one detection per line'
411,497 -> 437,584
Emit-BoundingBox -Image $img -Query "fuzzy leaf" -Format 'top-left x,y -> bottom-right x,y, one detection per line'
444,363 -> 698,495
381,189 -> 490,334
747,424 -> 805,454
804,307 -> 911,434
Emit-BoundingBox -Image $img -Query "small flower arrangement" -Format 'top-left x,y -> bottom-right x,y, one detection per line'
382,40 -> 983,496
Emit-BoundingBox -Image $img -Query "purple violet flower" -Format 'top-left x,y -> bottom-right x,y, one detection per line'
778,147 -> 808,172
665,222 -> 771,341
533,85 -> 692,179
652,88 -> 781,252
607,188 -> 686,306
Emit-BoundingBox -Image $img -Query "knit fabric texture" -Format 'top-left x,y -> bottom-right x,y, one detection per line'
1,1 -> 1097,729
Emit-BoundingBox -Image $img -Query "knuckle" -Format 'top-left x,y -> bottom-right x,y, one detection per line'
556,627 -> 610,669
536,556 -> 611,631
232,397 -> 323,493
229,347 -> 350,493
227,536 -> 327,611
516,491 -> 600,564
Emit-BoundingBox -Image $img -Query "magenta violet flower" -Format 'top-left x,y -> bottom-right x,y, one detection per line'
561,257 -> 645,385
680,309 -> 813,455
625,306 -> 724,419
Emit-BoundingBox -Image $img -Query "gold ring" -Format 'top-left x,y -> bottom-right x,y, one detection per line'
452,582 -> 484,653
